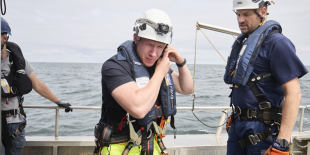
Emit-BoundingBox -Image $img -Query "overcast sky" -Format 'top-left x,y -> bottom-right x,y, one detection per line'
2,0 -> 310,65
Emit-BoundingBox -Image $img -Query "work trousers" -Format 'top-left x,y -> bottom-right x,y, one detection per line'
100,136 -> 162,155
227,117 -> 277,155
2,118 -> 26,155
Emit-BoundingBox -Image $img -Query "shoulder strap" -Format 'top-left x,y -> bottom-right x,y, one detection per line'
247,72 -> 273,109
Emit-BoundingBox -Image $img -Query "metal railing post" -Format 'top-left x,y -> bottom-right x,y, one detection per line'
299,108 -> 305,133
55,107 -> 59,140
216,109 -> 228,137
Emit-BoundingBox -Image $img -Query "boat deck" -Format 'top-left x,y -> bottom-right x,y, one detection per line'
22,131 -> 310,155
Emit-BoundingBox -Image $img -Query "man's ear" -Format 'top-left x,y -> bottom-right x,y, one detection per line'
1,34 -> 8,43
260,7 -> 267,20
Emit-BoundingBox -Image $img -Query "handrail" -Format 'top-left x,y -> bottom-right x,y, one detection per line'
23,105 -> 310,139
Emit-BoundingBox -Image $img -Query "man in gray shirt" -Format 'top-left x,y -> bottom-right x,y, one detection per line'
1,17 -> 72,155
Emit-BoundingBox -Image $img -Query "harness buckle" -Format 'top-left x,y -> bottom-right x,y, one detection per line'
247,109 -> 257,119
259,102 -> 271,110
248,134 -> 260,145
11,129 -> 21,139
236,106 -> 241,121
13,108 -> 20,117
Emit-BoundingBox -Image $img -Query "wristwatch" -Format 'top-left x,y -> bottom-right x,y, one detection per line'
176,58 -> 186,67
273,139 -> 290,151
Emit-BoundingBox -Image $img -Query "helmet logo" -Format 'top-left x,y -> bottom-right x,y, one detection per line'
252,0 -> 261,3
237,2 -> 242,5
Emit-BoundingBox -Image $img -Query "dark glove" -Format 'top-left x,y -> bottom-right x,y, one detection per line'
264,145 -> 289,155
55,100 -> 73,112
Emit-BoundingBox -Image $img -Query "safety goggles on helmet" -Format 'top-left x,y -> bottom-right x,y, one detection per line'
133,9 -> 173,44
134,18 -> 173,35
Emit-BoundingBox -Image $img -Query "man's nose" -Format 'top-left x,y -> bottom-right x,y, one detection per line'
149,47 -> 157,57
238,15 -> 245,24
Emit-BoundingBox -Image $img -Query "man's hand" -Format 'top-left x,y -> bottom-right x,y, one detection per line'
164,45 -> 184,64
156,49 -> 171,77
264,145 -> 289,155
55,100 -> 73,113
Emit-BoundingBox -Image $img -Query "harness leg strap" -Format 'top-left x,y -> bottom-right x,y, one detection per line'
147,131 -> 154,155
238,130 -> 272,148
1,113 -> 13,148
140,125 -> 148,155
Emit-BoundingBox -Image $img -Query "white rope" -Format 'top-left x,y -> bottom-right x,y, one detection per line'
198,27 -> 227,63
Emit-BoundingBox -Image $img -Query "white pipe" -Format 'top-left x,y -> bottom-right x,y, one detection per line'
196,22 -> 241,36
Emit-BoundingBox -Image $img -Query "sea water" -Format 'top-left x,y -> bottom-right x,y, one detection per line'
24,63 -> 310,136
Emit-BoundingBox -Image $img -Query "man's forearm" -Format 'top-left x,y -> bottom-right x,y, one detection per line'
177,64 -> 193,94
277,91 -> 301,141
33,81 -> 59,103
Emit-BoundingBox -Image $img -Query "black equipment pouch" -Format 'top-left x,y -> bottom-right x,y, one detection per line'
93,122 -> 130,154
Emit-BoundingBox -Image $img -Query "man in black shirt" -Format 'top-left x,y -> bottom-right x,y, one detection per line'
95,9 -> 193,155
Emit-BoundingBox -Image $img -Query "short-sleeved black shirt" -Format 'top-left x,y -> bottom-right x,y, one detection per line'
100,54 -> 173,136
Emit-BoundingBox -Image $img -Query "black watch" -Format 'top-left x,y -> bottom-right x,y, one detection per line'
273,139 -> 290,151
176,58 -> 186,67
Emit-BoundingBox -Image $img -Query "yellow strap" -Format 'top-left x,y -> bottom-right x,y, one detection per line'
231,71 -> 235,76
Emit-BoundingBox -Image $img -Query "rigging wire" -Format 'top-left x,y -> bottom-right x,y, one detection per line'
191,26 -> 228,128
1,0 -> 6,15
198,27 -> 227,63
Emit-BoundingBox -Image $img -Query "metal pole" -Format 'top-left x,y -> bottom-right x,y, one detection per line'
216,109 -> 228,137
55,107 -> 59,140
299,108 -> 305,133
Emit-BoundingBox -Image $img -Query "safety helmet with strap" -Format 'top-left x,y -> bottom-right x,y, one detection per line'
133,9 -> 173,44
232,0 -> 274,24
1,17 -> 12,35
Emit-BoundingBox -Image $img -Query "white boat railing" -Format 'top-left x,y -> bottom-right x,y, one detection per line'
23,105 -> 310,139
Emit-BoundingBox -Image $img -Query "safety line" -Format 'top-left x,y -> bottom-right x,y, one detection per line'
198,27 -> 227,63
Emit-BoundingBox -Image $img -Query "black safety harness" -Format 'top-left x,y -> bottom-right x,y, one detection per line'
230,71 -> 283,148
94,105 -> 170,155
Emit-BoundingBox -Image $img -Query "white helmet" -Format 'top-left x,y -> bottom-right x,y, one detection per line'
133,9 -> 173,44
232,0 -> 271,10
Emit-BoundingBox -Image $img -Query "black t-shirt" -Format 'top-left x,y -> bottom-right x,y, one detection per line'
100,54 -> 173,136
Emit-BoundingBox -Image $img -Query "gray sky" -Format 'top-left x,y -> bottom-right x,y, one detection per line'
2,0 -> 310,65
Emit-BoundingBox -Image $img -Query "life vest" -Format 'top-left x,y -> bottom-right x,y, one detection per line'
224,20 -> 282,86
1,41 -> 32,98
116,40 -> 177,126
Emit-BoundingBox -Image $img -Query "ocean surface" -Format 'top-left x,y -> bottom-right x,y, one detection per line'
24,63 -> 310,136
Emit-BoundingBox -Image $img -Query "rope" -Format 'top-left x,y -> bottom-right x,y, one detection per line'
199,27 -> 227,63
191,26 -> 228,128
1,0 -> 6,15
294,139 -> 309,149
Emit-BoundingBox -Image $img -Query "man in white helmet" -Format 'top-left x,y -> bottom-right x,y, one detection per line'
224,1 -> 308,155
94,9 -> 193,155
